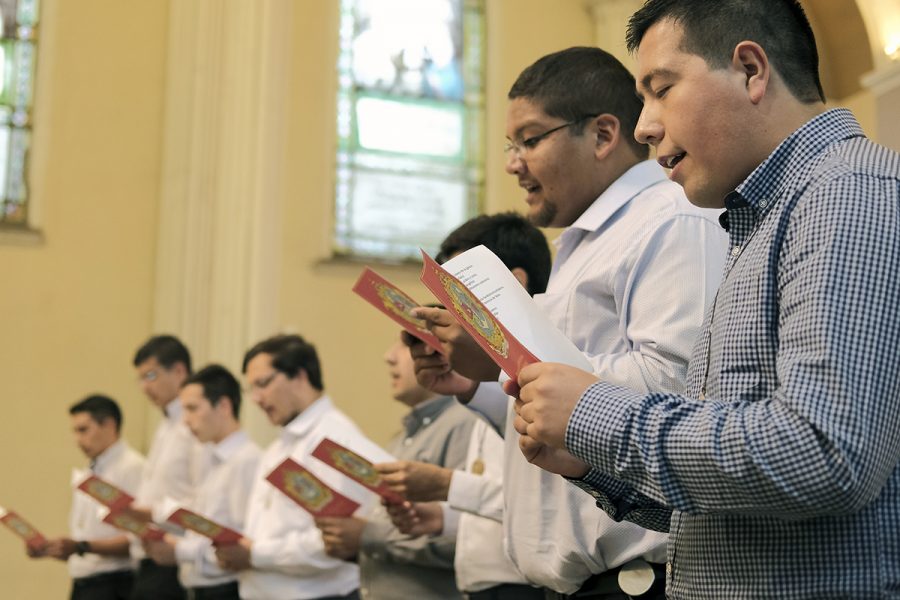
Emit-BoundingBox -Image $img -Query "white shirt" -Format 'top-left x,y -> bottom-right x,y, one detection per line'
175,429 -> 261,589
239,396 -> 377,600
444,419 -> 529,592
132,398 -> 211,560
69,440 -> 145,579
473,161 -> 728,593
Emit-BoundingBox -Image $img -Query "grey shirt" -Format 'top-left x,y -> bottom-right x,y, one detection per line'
358,396 -> 477,600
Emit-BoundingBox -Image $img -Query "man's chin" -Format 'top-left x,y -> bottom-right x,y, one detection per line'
527,201 -> 557,228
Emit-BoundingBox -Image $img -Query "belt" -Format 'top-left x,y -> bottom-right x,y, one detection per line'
186,581 -> 240,600
544,560 -> 666,600
72,569 -> 133,589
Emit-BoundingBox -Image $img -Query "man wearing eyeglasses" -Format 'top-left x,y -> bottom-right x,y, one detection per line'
130,335 -> 210,600
411,47 -> 727,599
214,334 -> 369,600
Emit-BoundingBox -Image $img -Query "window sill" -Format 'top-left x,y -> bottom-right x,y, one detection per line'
0,226 -> 44,246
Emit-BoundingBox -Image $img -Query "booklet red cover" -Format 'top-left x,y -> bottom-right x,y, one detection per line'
419,250 -> 539,379
0,508 -> 46,549
77,474 -> 135,512
266,458 -> 360,518
352,267 -> 445,354
166,508 -> 242,546
101,509 -> 166,541
312,438 -> 403,504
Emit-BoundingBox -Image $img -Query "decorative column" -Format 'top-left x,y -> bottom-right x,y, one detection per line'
153,0 -> 292,442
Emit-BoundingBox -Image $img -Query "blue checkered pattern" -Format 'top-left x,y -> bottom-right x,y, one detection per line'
565,109 -> 900,599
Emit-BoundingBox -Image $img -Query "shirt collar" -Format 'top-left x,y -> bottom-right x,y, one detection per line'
163,398 -> 182,422
92,439 -> 126,472
732,108 -> 865,216
212,429 -> 249,463
402,395 -> 454,437
562,160 -> 668,240
281,395 -> 333,441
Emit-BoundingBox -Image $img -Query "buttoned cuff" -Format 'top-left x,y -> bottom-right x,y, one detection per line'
440,503 -> 460,537
566,381 -> 641,472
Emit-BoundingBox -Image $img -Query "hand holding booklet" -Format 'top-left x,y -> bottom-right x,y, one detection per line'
0,506 -> 47,549
352,267 -> 445,354
312,438 -> 403,504
74,471 -> 135,512
160,498 -> 241,546
100,508 -> 166,541
419,245 -> 591,379
266,458 -> 361,518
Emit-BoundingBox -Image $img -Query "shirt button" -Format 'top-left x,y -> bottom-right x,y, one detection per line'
422,417 -> 432,426
666,562 -> 673,577
759,199 -> 769,208
403,438 -> 413,446
731,245 -> 741,257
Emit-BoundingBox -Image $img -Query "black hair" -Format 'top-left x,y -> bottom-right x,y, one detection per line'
183,364 -> 243,419
509,46 -> 648,158
69,394 -> 123,432
133,334 -> 192,375
436,212 -> 551,296
242,334 -> 324,391
625,0 -> 825,103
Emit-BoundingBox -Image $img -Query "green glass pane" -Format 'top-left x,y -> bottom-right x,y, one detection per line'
355,95 -> 463,158
7,126 -> 27,201
18,0 -> 39,27
13,39 -> 33,107
0,40 -> 11,104
0,124 -> 9,200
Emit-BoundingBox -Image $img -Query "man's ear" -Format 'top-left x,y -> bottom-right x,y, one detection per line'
590,114 -> 621,161
733,40 -> 770,104
510,267 -> 530,291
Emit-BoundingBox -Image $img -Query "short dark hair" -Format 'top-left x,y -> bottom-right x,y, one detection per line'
625,0 -> 825,103
184,364 -> 242,419
242,334 -> 324,391
436,212 -> 552,296
70,395 -> 123,432
509,47 -> 648,159
133,335 -> 192,374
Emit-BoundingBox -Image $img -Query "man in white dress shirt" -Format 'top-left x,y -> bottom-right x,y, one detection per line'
27,395 -> 145,600
214,334 -> 365,600
379,212 -> 551,599
409,47 -> 728,599
144,364 -> 261,600
131,335 -> 209,600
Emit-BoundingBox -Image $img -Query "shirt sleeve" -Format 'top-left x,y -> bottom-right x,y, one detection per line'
583,214 -> 726,394
360,507 -> 455,570
250,528 -> 344,576
446,470 -> 503,523
464,382 -> 509,435
566,181 -> 900,520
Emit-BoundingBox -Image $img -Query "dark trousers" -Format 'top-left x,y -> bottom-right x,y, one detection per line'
70,570 -> 134,600
468,583 -> 545,599
186,581 -> 240,600
130,559 -> 186,600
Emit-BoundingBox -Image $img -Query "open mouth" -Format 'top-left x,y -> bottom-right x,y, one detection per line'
660,153 -> 685,170
520,181 -> 540,194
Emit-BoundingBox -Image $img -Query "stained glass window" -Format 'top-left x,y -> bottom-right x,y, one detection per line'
334,0 -> 484,261
0,0 -> 37,227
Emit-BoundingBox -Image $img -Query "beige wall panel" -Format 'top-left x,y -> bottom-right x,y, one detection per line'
0,0 -> 169,597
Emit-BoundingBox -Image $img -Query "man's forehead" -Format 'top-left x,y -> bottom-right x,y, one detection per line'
507,98 -> 552,136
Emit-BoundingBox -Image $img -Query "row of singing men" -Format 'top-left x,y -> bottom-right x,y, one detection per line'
26,0 -> 900,597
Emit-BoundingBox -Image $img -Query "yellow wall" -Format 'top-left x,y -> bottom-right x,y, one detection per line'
0,0 -> 170,597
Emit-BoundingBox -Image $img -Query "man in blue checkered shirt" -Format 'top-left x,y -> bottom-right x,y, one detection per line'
508,0 -> 900,598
